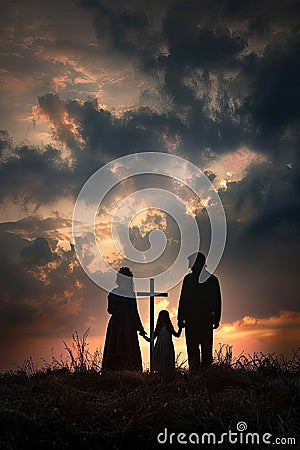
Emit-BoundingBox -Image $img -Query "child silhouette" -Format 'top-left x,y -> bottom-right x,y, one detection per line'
152,310 -> 182,373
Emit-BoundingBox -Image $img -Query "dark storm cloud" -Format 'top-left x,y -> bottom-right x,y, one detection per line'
218,161 -> 299,248
80,0 -> 299,61
1,0 -> 298,164
154,4 -> 247,153
78,0 -> 300,159
80,0 -> 165,63
0,140 -> 73,207
37,93 -> 177,159
0,231 -> 30,265
0,228 -> 107,339
0,99 -> 171,209
155,1 -> 300,158
20,237 -> 58,264
162,10 -> 246,72
242,35 -> 300,157
90,3 -> 149,56
216,160 -> 300,317
0,216 -> 72,236
0,130 -> 13,158
213,0 -> 300,31
36,91 -> 246,172
0,233 -> 38,328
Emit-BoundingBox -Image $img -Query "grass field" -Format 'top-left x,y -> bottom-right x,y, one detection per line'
0,332 -> 299,449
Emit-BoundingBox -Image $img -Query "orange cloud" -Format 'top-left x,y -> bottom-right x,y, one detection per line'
215,310 -> 300,356
207,147 -> 267,190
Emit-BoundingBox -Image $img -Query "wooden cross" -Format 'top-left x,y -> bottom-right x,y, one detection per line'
137,278 -> 168,372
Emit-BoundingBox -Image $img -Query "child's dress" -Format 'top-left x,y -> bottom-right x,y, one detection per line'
153,325 -> 179,372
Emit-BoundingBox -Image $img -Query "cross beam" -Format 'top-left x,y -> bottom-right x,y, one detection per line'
137,278 -> 168,372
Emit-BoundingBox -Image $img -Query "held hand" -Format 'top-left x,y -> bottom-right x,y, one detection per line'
176,326 -> 183,338
213,322 -> 220,329
139,330 -> 151,342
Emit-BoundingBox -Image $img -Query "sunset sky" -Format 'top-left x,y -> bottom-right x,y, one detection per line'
1,0 -> 300,372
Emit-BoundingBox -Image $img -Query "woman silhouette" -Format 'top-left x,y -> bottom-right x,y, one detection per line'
102,267 -> 147,371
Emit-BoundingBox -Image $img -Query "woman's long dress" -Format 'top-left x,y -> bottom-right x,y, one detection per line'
102,289 -> 144,371
153,326 -> 176,373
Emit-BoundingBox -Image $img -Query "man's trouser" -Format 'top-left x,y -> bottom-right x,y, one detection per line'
185,325 -> 213,370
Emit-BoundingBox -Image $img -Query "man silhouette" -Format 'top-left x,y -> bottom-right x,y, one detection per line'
177,252 -> 222,370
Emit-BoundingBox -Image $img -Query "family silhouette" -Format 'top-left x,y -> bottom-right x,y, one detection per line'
102,253 -> 222,373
